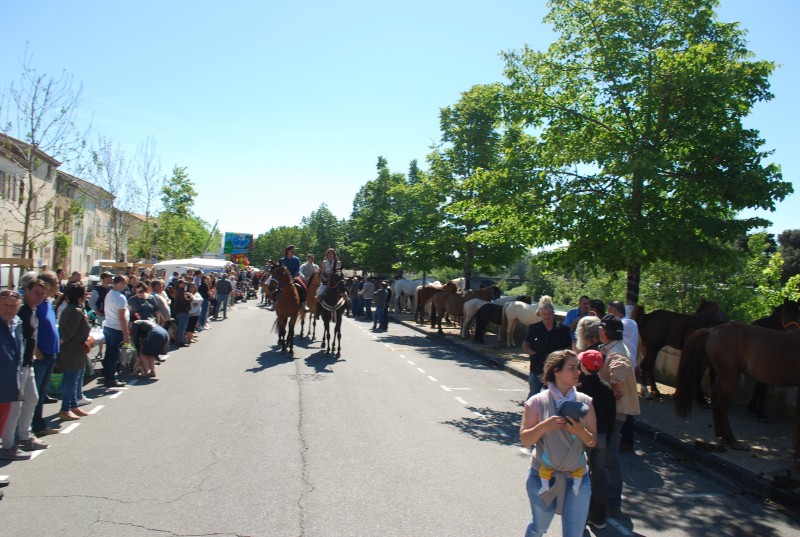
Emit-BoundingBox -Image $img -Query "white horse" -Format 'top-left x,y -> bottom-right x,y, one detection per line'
500,301 -> 541,347
460,295 -> 528,338
449,277 -> 466,293
390,277 -> 436,312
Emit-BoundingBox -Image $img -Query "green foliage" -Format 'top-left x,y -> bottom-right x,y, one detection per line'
251,226 -> 303,266
154,166 -> 210,260
778,230 -> 800,283
498,0 -> 791,303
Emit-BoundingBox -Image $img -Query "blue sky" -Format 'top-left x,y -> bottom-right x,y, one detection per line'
2,1 -> 798,240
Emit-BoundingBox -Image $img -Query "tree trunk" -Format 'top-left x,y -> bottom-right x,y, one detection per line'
626,264 -> 641,306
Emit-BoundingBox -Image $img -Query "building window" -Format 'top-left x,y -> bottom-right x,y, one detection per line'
12,243 -> 23,257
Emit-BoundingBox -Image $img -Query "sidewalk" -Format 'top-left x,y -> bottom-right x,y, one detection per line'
389,311 -> 800,516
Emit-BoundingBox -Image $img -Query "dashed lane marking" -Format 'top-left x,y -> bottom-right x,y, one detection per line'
416,367 -> 426,374
455,397 -> 468,405
673,492 -> 722,498
109,391 -> 124,399
399,354 -> 406,359
407,360 -> 415,365
427,376 -> 438,382
472,411 -> 485,418
492,426 -> 509,438
60,423 -> 80,434
519,447 -> 532,456
88,405 -> 104,415
440,386 -> 470,391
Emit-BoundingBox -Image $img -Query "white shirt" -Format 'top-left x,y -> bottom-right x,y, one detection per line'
621,317 -> 639,369
103,289 -> 129,330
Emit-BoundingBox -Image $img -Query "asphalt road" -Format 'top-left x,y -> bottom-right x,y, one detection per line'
1,304 -> 799,536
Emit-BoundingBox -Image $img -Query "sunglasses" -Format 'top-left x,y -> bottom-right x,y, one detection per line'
0,290 -> 20,299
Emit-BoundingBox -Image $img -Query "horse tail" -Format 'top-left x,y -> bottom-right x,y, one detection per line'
675,328 -> 709,419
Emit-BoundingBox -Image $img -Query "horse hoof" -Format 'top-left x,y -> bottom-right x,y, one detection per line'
729,442 -> 751,452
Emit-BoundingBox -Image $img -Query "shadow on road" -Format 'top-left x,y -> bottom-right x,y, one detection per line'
376,333 -> 497,371
305,350 -> 344,373
441,406 -> 521,446
246,350 -> 294,373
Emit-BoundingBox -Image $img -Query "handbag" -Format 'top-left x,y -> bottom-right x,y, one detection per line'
118,342 -> 137,367
82,335 -> 95,355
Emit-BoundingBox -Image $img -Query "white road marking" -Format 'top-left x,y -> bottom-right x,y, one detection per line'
492,426 -> 509,437
399,354 -> 406,359
455,397 -> 468,405
674,492 -> 722,498
441,385 -> 452,392
519,447 -> 531,456
88,405 -> 104,415
29,450 -> 46,459
60,423 -> 81,434
427,376 -> 438,382
407,360 -> 415,365
472,411 -> 485,418
109,391 -> 124,399
607,518 -> 633,535
416,367 -> 426,373
440,386 -> 471,391
0,474 -> 8,480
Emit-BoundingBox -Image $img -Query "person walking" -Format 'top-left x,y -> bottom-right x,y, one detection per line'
597,314 -> 640,518
577,349 -> 616,530
521,349 -> 597,537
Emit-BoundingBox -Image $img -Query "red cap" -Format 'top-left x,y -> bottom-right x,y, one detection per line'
578,349 -> 603,372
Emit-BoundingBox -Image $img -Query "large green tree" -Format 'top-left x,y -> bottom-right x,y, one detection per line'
429,83 -> 526,288
500,0 -> 792,304
349,157 -> 407,274
155,165 -> 210,259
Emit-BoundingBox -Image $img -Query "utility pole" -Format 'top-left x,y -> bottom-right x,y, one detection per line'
202,220 -> 218,255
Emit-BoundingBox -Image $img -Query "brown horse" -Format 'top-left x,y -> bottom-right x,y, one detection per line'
415,282 -> 455,323
676,322 -> 800,463
747,299 -> 800,419
431,285 -> 501,335
634,299 -> 729,398
270,265 -> 304,354
299,269 -> 321,340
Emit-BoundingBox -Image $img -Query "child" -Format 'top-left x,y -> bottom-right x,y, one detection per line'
538,399 -> 590,496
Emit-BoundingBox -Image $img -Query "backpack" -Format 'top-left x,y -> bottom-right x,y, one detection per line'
95,286 -> 110,315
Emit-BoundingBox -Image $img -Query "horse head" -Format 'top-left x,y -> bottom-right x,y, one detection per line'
696,299 -> 729,323
443,281 -> 458,293
781,298 -> 800,332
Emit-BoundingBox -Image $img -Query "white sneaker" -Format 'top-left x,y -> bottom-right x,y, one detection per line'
76,397 -> 92,406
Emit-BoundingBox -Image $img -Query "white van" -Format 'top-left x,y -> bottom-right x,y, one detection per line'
153,258 -> 232,279
87,259 -> 128,290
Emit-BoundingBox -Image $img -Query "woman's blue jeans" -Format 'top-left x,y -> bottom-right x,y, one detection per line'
60,369 -> 83,411
175,312 -> 189,345
525,468 -> 591,537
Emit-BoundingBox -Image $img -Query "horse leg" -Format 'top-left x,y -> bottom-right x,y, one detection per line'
748,382 -> 769,421
287,319 -> 294,354
693,356 -> 710,407
711,373 -> 747,450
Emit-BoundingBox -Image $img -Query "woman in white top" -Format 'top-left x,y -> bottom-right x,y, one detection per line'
316,248 -> 342,298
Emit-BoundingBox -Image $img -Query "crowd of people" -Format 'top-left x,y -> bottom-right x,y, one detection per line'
520,294 -> 641,535
0,265 -> 259,500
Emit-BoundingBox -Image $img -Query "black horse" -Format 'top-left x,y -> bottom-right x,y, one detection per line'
319,275 -> 347,357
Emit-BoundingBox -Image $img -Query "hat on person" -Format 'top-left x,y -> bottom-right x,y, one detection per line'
578,349 -> 604,372
600,313 -> 624,338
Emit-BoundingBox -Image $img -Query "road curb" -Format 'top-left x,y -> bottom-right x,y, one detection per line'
391,313 -> 800,517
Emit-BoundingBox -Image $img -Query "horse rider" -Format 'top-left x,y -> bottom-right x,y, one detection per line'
316,248 -> 343,300
280,245 -> 309,311
300,253 -> 319,285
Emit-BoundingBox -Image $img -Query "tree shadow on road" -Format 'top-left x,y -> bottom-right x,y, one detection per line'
245,350 -> 294,373
376,334 -> 498,371
441,406 -> 521,446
